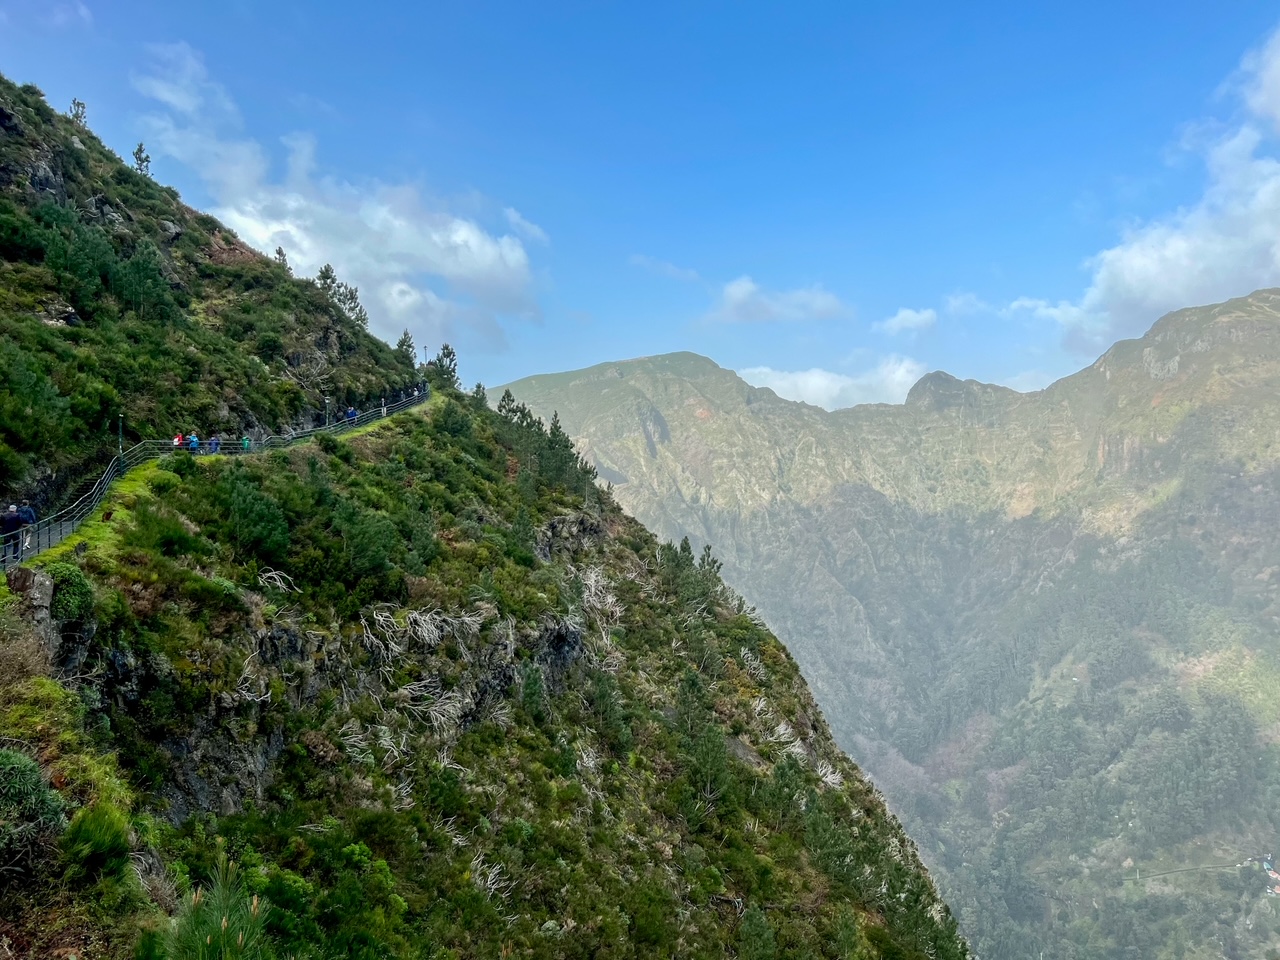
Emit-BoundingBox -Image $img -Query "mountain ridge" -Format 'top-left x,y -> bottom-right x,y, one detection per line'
507,287 -> 1280,530
502,288 -> 1280,959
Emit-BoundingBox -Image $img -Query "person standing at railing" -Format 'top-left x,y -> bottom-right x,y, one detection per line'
241,435 -> 251,453
2,505 -> 22,564
17,500 -> 36,560
346,405 -> 357,425
188,432 -> 200,454
209,434 -> 221,454
173,432 -> 183,448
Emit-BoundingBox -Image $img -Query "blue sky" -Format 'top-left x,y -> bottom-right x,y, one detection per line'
5,1 -> 1280,407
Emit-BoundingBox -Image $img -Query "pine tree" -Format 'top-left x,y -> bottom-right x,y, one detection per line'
112,240 -> 173,321
132,142 -> 151,176
314,265 -> 369,327
274,246 -> 290,272
497,389 -> 518,419
316,263 -> 338,296
546,411 -> 576,485
68,98 -> 86,126
510,505 -> 534,551
434,344 -> 460,389
396,329 -> 416,362
334,281 -> 369,327
697,542 -> 722,576
159,851 -> 271,959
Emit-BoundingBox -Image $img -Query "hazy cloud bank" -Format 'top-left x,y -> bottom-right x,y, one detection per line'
739,355 -> 927,410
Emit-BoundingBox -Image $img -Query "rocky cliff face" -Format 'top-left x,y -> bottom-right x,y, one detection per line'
504,289 -> 1280,960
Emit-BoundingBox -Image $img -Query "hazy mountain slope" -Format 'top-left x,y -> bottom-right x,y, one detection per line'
503,290 -> 1280,959
0,74 -> 418,506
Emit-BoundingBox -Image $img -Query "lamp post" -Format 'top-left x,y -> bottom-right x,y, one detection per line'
117,412 -> 123,456
324,396 -> 331,426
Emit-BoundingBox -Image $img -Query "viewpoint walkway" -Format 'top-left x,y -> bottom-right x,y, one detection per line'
1,389 -> 432,570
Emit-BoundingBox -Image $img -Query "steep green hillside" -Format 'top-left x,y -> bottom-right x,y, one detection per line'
0,374 -> 968,959
504,291 -> 1280,959
0,74 -> 418,505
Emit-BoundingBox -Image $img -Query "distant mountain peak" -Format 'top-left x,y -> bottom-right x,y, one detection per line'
904,370 -> 1015,412
616,351 -> 725,377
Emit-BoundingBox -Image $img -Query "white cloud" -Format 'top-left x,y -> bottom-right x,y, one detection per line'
874,307 -> 936,335
1013,25 -> 1280,353
1005,296 -> 1088,328
132,43 -> 235,117
709,275 -> 847,323
739,355 -> 927,410
944,291 -> 989,315
504,207 -> 549,245
131,43 -> 537,350
1243,28 -> 1280,129
629,253 -> 701,282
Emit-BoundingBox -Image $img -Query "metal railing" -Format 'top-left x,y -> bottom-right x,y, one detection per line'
1,388 -> 431,569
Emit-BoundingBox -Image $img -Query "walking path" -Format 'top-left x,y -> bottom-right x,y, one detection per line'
1,389 -> 431,570
1124,852 -> 1280,897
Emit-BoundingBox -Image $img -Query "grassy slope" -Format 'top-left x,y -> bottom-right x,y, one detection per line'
0,385 -> 968,960
0,74 -> 418,505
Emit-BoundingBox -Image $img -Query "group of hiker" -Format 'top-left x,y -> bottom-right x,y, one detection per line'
1,386 -> 431,570
171,401 -> 383,453
1,500 -> 37,564
173,432 -> 252,455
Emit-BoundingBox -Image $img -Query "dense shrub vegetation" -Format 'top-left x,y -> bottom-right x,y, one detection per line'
0,73 -> 417,505
0,72 -> 967,960
0,373 -> 967,958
